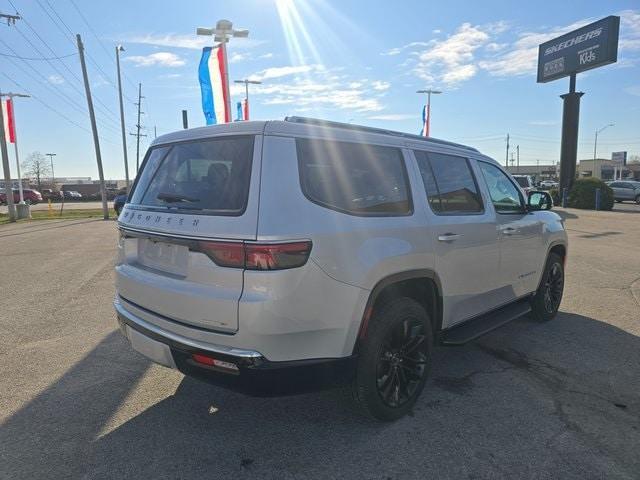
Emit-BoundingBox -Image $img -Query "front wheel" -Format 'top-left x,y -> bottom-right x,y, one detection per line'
349,297 -> 432,421
530,253 -> 564,321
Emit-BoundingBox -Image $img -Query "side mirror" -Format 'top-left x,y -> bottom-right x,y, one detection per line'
527,191 -> 553,211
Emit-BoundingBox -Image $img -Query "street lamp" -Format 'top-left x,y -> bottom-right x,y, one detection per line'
45,153 -> 56,187
115,45 -> 130,188
234,79 -> 261,120
197,20 -> 249,122
593,123 -> 614,179
416,89 -> 442,137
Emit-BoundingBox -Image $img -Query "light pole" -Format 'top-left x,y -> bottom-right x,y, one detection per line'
115,45 -> 130,188
197,19 -> 249,122
416,89 -> 442,137
234,79 -> 261,120
1,92 -> 29,204
593,123 -> 613,179
45,153 -> 56,187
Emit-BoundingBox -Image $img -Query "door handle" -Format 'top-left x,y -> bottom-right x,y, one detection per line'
438,233 -> 462,242
503,227 -> 518,236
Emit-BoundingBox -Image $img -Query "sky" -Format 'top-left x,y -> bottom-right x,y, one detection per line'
1,0 -> 639,180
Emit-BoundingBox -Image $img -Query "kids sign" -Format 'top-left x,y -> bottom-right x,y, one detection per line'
537,16 -> 620,83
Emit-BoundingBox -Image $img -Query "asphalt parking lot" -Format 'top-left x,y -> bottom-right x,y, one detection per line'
1,209 -> 639,479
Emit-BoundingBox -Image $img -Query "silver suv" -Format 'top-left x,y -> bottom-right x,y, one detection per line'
115,117 -> 567,421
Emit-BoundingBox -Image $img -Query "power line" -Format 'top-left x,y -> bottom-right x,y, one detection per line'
1,72 -> 118,146
10,17 -> 121,127
1,41 -> 122,136
0,51 -> 77,60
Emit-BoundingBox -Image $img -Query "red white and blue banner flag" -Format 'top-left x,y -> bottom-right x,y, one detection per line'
420,104 -> 428,137
199,46 -> 230,125
2,99 -> 16,144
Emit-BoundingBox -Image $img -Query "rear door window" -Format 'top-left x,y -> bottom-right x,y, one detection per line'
130,136 -> 254,215
297,138 -> 412,216
413,150 -> 483,214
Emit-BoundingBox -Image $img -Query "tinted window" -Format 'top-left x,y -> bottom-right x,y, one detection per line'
514,176 -> 529,188
414,150 -> 483,214
130,136 -> 254,215
297,138 -> 411,215
479,162 -> 524,213
609,182 -> 622,188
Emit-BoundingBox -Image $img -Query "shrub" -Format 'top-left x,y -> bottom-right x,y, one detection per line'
567,178 -> 614,210
549,187 -> 561,206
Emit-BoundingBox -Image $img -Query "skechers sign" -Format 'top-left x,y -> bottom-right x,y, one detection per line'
537,16 -> 619,83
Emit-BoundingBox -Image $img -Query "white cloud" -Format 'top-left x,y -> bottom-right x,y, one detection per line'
230,52 -> 250,63
48,74 -> 64,85
371,80 -> 390,91
125,52 -> 185,67
125,33 -> 265,50
625,85 -> 640,96
243,67 -> 386,112
413,22 -> 491,86
248,64 -> 324,81
381,41 -> 429,56
259,52 -> 274,59
368,114 -> 416,121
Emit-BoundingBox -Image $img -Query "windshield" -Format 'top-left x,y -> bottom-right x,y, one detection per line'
129,135 -> 254,215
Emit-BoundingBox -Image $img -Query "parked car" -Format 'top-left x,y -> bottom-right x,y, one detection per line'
60,190 -> 82,200
539,180 -> 559,190
607,180 -> 640,204
114,118 -> 567,421
0,188 -> 42,205
512,175 -> 535,195
113,191 -> 128,215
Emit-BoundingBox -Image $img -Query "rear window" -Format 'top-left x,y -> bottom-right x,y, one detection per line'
513,176 -> 530,188
129,136 -> 254,215
296,138 -> 412,216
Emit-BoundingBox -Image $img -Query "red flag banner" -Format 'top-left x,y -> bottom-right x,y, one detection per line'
2,99 -> 16,144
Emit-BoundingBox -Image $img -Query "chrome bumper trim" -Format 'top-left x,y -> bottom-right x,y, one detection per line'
114,297 -> 263,359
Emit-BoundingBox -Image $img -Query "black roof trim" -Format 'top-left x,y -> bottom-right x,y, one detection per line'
284,116 -> 478,153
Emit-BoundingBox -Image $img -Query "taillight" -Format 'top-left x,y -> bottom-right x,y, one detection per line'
198,241 -> 245,268
197,240 -> 312,270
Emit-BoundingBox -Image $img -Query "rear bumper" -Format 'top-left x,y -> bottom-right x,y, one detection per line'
115,298 -> 357,396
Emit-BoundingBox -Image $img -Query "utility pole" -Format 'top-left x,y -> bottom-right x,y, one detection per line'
1,92 -> 29,204
77,34 -> 108,220
130,83 -> 146,173
0,88 -> 16,221
115,45 -> 130,189
0,12 -> 20,25
45,153 -> 56,187
593,123 -> 614,180
416,89 -> 442,137
505,133 -> 510,168
516,145 -> 520,172
234,79 -> 261,120
182,110 -> 188,129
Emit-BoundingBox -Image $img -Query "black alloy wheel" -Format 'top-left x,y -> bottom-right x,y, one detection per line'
376,319 -> 428,408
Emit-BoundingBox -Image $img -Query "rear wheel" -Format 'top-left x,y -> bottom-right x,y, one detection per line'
530,253 -> 564,321
349,297 -> 432,421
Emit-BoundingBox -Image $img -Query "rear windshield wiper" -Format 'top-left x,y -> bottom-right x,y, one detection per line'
157,192 -> 200,203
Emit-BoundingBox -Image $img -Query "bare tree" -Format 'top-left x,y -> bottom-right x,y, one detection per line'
628,154 -> 640,165
22,152 -> 51,192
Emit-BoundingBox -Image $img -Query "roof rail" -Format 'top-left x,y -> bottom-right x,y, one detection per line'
284,116 -> 478,153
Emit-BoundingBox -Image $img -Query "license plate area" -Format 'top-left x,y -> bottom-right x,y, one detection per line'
137,239 -> 189,276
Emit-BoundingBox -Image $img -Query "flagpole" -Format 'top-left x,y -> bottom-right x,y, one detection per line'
220,41 -> 232,122
11,101 -> 24,203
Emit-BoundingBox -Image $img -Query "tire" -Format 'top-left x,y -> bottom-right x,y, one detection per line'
530,253 -> 564,321
635,195 -> 640,205
349,297 -> 433,421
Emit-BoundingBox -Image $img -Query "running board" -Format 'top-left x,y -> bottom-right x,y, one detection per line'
440,300 -> 532,346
